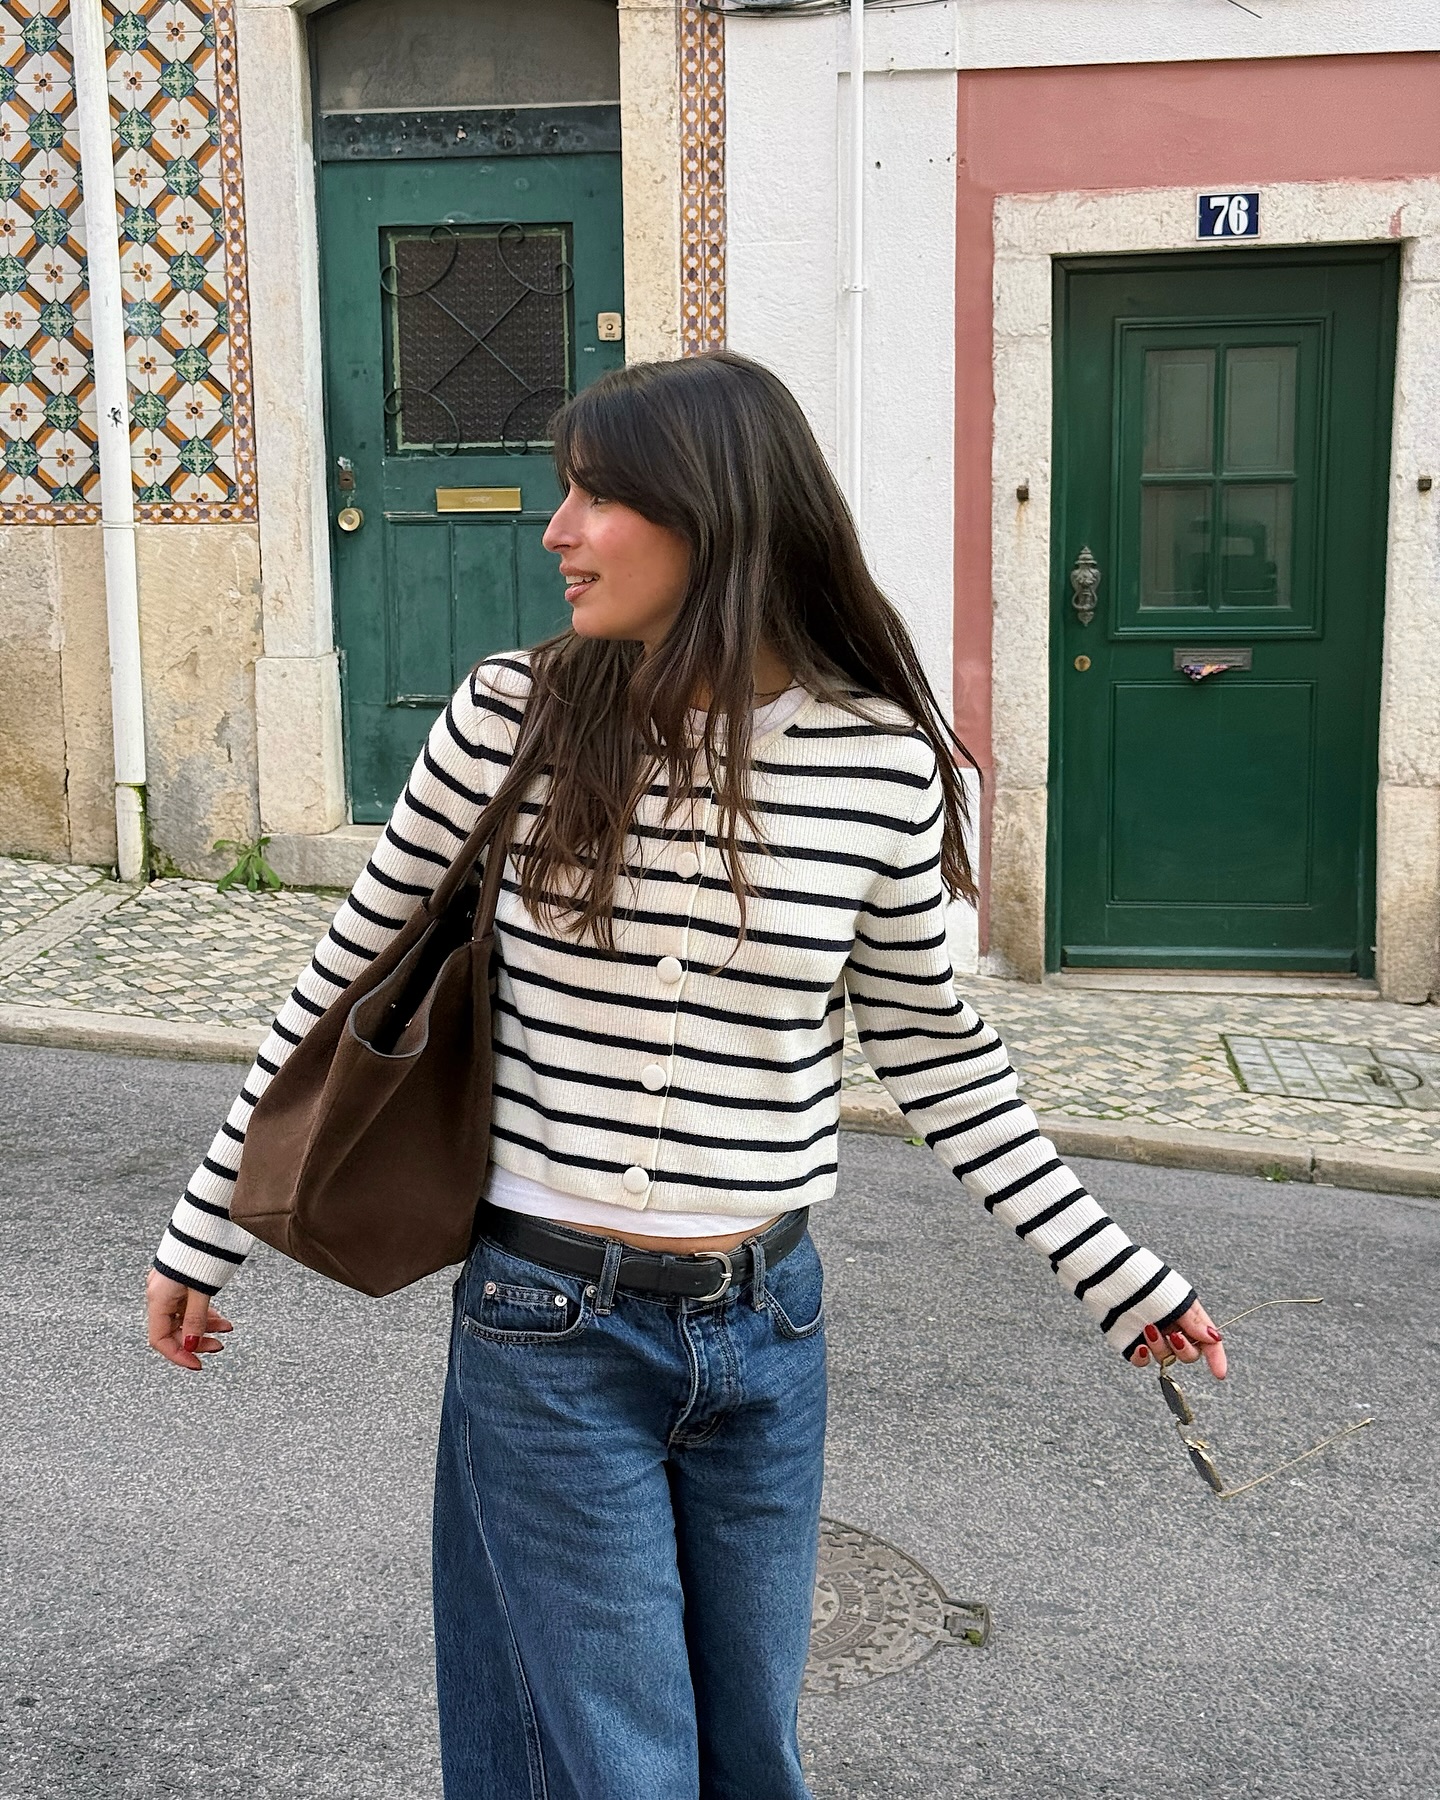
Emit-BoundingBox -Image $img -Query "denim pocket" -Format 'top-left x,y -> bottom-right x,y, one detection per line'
460,1245 -> 594,1345
761,1235 -> 825,1340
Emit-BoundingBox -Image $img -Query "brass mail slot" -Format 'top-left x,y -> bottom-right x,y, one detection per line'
1173,646 -> 1251,671
435,486 -> 522,513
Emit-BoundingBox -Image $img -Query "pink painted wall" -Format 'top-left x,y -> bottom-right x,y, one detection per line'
955,51 -> 1440,948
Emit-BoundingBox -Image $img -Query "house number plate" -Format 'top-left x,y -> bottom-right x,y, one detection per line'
1197,191 -> 1260,238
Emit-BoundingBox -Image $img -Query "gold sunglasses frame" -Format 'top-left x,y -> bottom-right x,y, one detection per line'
1154,1298 -> 1374,1501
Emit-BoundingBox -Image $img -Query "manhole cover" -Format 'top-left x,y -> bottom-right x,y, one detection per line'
1224,1036 -> 1440,1111
803,1518 -> 989,1695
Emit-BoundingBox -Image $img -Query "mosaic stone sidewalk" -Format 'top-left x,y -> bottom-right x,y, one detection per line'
0,856 -> 111,942
2,857 -> 1439,1162
841,982 -> 1440,1160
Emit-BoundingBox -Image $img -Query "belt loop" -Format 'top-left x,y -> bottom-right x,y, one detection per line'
594,1238 -> 624,1316
748,1231 -> 768,1312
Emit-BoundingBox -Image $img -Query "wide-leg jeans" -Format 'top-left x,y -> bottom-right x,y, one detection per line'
432,1221 -> 828,1800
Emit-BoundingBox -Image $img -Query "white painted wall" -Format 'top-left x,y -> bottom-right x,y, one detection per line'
728,29 -> 959,711
726,22 -> 839,459
728,20 -> 970,959
862,1 -> 1437,74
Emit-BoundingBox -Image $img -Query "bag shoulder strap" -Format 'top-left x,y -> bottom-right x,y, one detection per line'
424,671 -> 539,927
423,792 -> 514,924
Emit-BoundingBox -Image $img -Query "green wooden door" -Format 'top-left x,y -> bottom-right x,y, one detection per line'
1051,249 -> 1396,973
319,152 -> 624,818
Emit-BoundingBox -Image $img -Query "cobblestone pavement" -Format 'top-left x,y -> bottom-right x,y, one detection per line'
0,875 -> 335,1032
841,982 -> 1440,1158
2,857 -> 1438,1158
0,856 -> 109,941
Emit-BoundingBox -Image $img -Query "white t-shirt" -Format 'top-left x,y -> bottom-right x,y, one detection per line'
486,686 -> 806,1239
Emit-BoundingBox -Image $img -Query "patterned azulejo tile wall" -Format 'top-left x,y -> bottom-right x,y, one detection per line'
0,0 -> 254,524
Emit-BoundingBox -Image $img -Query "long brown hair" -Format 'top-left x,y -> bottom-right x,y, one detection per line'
493,351 -> 976,946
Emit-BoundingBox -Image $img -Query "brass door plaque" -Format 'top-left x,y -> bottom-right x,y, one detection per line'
435,486 -> 522,513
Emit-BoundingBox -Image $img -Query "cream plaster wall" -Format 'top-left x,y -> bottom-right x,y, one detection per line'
54,525 -> 114,866
136,525 -> 264,878
0,529 -> 71,861
619,0 -> 683,361
989,180 -> 1440,1000
0,523 -> 262,875
0,526 -> 113,866
238,0 -> 347,841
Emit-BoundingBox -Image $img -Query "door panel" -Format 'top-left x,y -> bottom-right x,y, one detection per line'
319,153 -> 624,819
1109,682 -> 1314,906
1052,249 -> 1396,972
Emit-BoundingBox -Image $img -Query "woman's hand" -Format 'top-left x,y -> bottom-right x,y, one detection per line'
1129,1299 -> 1228,1379
146,1269 -> 233,1372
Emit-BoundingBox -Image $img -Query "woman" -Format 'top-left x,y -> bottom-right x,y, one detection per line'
146,352 -> 1226,1800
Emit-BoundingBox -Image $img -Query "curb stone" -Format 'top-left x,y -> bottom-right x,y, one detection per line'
0,1003 -> 259,1062
3,1002 -> 1438,1201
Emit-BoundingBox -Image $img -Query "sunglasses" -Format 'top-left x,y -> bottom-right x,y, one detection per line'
1155,1298 -> 1374,1501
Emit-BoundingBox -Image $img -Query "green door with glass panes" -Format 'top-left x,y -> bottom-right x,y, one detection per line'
1051,249 -> 1396,973
319,150 -> 624,819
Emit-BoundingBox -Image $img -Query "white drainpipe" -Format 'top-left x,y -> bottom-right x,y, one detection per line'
843,0 -> 866,534
72,0 -> 147,882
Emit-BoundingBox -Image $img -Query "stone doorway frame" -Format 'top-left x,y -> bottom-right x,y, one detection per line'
234,0 -> 702,873
988,179 -> 1440,1002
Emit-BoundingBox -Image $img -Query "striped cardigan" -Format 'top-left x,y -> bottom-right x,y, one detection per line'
155,653 -> 1195,1356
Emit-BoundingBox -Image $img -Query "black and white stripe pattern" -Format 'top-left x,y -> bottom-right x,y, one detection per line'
155,654 -> 1194,1355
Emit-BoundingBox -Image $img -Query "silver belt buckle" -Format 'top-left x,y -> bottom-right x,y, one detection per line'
694,1250 -> 733,1303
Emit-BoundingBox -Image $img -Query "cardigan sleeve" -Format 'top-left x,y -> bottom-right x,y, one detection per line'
842,748 -> 1196,1359
152,657 -> 533,1296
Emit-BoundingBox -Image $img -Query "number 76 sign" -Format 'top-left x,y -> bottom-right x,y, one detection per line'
1197,191 -> 1261,238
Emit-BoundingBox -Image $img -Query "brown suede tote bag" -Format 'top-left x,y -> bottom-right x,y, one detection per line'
230,791 -> 519,1297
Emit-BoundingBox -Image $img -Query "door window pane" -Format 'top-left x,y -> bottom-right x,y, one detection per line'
1140,485 -> 1212,607
1220,483 -> 1292,608
313,0 -> 621,112
1143,348 -> 1215,474
1224,345 -> 1297,472
384,224 -> 573,453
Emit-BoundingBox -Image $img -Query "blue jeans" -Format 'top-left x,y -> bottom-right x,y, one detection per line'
432,1220 -> 828,1800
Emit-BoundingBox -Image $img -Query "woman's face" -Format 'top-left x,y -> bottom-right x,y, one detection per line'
542,483 -> 691,650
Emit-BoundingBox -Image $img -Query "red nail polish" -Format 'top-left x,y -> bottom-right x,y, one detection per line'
1208,1327 -> 1224,1342
183,1335 -> 199,1352
1144,1324 -> 1160,1342
1169,1333 -> 1186,1350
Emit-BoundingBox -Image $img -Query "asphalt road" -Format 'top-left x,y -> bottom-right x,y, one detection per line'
1,1043 -> 1435,1800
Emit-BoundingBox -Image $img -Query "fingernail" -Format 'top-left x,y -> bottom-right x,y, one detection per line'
1144,1324 -> 1160,1342
1134,1347 -> 1148,1363
1208,1327 -> 1224,1342
1169,1333 -> 1186,1350
183,1335 -> 199,1352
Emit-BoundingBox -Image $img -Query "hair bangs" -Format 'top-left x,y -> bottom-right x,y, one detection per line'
551,383 -> 678,527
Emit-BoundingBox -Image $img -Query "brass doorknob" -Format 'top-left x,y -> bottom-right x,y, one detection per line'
336,506 -> 364,533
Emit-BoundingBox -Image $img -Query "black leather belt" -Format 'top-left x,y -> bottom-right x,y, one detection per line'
474,1202 -> 810,1302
